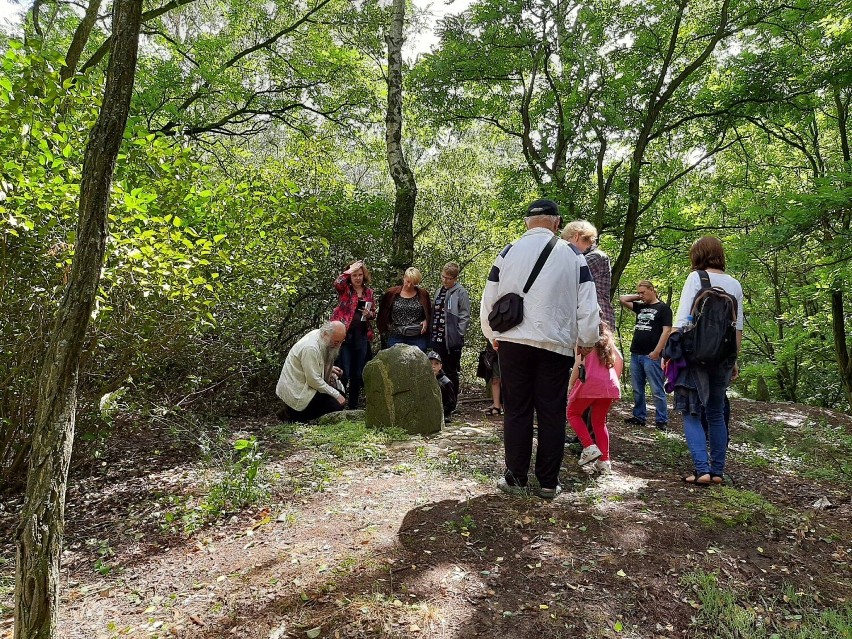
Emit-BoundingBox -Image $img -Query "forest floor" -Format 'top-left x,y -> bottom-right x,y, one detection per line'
1,395 -> 851,638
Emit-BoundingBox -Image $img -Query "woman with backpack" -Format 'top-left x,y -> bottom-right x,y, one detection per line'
671,237 -> 744,486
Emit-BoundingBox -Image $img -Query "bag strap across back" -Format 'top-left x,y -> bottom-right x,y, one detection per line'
522,235 -> 558,294
692,269 -> 738,323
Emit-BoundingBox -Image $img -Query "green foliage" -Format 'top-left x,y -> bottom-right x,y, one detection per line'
681,570 -> 852,638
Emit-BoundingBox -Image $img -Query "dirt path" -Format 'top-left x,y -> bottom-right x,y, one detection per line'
1,398 -> 850,638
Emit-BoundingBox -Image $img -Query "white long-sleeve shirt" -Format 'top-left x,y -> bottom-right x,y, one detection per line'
480,227 -> 600,355
275,329 -> 341,410
673,271 -> 744,330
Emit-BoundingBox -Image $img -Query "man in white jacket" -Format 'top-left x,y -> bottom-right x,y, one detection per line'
276,321 -> 347,422
481,199 -> 600,499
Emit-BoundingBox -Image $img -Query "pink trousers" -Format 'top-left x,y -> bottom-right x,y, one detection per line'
567,397 -> 614,461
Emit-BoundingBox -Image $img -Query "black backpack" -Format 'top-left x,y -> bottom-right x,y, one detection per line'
681,271 -> 738,366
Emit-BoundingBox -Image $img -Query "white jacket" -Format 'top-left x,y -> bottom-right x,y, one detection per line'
275,329 -> 341,410
480,227 -> 600,356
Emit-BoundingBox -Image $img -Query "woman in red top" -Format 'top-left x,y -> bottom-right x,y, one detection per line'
331,260 -> 376,408
567,325 -> 624,474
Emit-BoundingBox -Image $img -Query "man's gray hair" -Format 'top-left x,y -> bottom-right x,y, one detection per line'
319,321 -> 338,337
525,214 -> 559,227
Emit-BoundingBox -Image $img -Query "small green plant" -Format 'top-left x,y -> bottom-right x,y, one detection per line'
201,436 -> 269,518
445,514 -> 477,534
653,430 -> 689,466
690,487 -> 778,527
87,538 -> 116,576
681,570 -> 852,637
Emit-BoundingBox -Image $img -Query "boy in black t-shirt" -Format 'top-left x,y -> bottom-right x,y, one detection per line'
619,280 -> 673,429
428,350 -> 457,422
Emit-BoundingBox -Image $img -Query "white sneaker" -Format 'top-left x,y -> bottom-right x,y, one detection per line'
578,444 -> 602,466
594,460 -> 612,474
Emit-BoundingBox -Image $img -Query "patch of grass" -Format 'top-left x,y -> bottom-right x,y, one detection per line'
276,420 -> 409,463
681,570 -> 852,638
421,448 -> 494,482
736,418 -> 852,485
653,430 -> 689,466
744,418 -> 784,446
689,486 -> 778,527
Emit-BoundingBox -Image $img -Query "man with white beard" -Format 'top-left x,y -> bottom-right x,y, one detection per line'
276,321 -> 348,422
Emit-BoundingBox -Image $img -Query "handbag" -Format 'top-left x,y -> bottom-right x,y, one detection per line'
488,235 -> 558,333
399,324 -> 422,337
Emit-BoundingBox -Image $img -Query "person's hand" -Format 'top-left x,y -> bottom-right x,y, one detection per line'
337,394 -> 346,406
346,260 -> 363,274
731,363 -> 739,381
577,345 -> 593,357
420,319 -> 428,334
492,340 -> 499,351
332,366 -> 343,377
649,350 -> 661,361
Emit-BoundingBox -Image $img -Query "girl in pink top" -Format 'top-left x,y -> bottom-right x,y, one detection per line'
567,326 -> 623,474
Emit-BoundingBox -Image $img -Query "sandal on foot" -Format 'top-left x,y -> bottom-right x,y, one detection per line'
682,472 -> 712,487
710,473 -> 725,485
486,406 -> 503,416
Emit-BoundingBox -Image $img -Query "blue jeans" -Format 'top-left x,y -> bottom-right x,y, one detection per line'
630,354 -> 668,423
683,366 -> 731,475
387,334 -> 428,352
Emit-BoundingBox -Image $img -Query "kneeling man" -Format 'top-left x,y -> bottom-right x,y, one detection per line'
276,321 -> 347,422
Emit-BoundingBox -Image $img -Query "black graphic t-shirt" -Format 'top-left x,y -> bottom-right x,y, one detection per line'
431,287 -> 448,345
630,301 -> 673,355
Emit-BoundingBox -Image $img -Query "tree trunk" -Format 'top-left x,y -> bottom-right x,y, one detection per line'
830,290 -> 852,409
60,0 -> 104,82
14,0 -> 143,636
384,0 -> 417,285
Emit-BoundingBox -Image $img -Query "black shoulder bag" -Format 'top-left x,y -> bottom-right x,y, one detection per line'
488,235 -> 558,333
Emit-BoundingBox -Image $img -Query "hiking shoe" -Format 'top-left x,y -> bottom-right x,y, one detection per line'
594,460 -> 612,474
497,477 -> 529,497
578,444 -> 602,466
655,422 -> 668,432
534,485 -> 563,500
624,416 -> 646,426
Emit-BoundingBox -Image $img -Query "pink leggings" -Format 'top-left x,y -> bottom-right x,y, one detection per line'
567,397 -> 614,461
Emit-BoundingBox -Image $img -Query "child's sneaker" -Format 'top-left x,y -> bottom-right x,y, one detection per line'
578,444 -> 602,466
594,460 -> 612,474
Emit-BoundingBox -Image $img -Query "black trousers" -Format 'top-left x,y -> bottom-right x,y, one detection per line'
498,341 -> 574,489
432,342 -> 462,398
286,392 -> 343,422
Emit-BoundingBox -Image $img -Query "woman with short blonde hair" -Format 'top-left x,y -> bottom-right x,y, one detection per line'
377,267 -> 431,351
